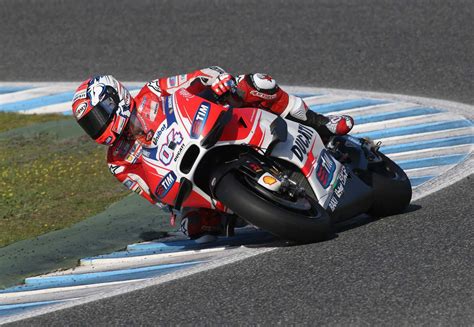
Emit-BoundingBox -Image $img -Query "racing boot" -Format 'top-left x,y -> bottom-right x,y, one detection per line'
179,208 -> 223,243
295,110 -> 354,142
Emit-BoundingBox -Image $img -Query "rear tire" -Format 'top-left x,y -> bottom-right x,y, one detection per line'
367,153 -> 412,217
214,172 -> 332,243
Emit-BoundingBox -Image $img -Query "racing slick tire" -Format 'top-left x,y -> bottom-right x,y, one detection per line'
367,152 -> 412,217
214,172 -> 333,243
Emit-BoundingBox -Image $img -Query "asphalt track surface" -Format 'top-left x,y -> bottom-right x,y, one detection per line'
1,0 -> 473,325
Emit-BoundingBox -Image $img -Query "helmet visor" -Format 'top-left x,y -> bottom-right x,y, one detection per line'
78,100 -> 117,140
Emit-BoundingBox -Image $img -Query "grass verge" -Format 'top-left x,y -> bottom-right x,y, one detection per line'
0,113 -> 130,247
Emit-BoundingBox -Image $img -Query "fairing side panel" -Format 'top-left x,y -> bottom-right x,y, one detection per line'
270,119 -> 343,208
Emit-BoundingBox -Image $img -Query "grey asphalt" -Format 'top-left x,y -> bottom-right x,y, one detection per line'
2,0 -> 473,325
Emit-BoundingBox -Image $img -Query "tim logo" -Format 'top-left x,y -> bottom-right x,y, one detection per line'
155,171 -> 177,199
191,101 -> 211,139
315,149 -> 336,188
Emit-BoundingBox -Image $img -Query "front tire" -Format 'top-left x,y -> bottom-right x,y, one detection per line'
214,172 -> 332,243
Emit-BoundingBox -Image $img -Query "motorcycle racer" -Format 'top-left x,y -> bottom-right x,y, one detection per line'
71,67 -> 354,240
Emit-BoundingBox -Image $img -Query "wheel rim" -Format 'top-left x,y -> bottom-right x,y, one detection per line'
241,175 -> 321,218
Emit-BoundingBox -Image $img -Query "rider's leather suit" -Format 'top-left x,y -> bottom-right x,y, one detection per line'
107,67 -> 353,237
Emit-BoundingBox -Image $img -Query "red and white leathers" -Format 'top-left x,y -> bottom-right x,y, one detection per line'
106,67 -> 354,238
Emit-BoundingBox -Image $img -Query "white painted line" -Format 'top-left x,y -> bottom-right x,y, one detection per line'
0,279 -> 147,303
40,247 -> 231,275
387,144 -> 472,161
378,127 -> 473,146
324,101 -> 414,116
81,246 -> 228,266
404,165 -> 455,178
0,85 -> 73,105
351,113 -> 455,134
0,246 -> 275,324
20,102 -> 71,114
303,94 -> 357,106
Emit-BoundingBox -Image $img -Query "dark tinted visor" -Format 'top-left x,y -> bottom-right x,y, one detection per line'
78,100 -> 117,139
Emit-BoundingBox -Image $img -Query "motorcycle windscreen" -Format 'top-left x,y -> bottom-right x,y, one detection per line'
127,110 -> 149,144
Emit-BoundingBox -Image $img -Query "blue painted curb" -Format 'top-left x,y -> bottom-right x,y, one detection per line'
354,107 -> 442,125
0,299 -> 66,317
126,230 -> 272,253
382,135 -> 473,154
396,154 -> 468,170
353,119 -> 472,139
310,99 -> 388,114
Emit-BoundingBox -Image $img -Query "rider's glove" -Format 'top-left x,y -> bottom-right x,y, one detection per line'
211,73 -> 236,96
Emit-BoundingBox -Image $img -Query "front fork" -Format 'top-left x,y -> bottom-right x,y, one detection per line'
209,151 -> 305,205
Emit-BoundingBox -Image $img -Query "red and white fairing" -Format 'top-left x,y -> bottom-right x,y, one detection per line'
139,88 -> 344,211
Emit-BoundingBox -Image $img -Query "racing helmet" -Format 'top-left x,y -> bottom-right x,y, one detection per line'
72,75 -> 134,145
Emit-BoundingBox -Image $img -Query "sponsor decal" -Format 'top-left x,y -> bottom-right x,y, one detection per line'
165,96 -> 176,126
108,164 -> 124,175
291,124 -> 315,162
123,178 -> 136,189
328,196 -> 338,211
167,76 -> 177,87
315,149 -> 336,188
155,171 -> 177,199
173,143 -> 186,162
190,101 -> 211,139
138,96 -> 147,112
178,88 -> 194,99
332,166 -> 349,201
178,74 -> 187,84
159,129 -> 183,165
147,80 -> 162,95
149,101 -> 159,121
263,175 -> 277,185
72,91 -> 86,103
75,102 -> 88,119
123,178 -> 142,194
250,90 -> 277,100
105,136 -> 113,145
152,122 -> 168,145
125,143 -> 142,163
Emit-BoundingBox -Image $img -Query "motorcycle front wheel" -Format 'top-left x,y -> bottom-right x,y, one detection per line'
214,171 -> 332,243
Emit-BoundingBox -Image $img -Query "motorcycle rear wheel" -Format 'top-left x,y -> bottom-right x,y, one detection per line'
366,153 -> 412,217
214,171 -> 332,243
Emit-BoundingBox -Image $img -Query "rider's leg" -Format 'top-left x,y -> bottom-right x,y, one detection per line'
179,208 -> 223,239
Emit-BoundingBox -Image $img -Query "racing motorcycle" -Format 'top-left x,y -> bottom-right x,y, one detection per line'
140,88 -> 412,243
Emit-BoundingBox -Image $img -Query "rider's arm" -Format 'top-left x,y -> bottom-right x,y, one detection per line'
107,142 -> 159,205
235,73 -> 353,136
145,66 -> 228,97
235,73 -> 309,120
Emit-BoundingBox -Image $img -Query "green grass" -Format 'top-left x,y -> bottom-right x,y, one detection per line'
0,113 -> 130,248
0,112 -> 71,133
